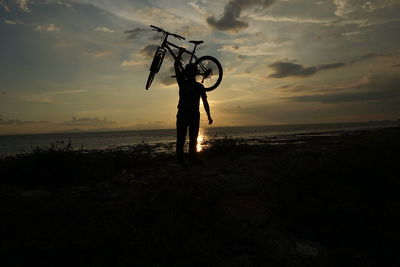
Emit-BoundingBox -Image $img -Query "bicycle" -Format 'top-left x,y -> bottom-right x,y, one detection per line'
146,25 -> 223,91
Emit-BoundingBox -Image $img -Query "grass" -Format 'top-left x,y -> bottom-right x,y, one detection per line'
1,126 -> 400,266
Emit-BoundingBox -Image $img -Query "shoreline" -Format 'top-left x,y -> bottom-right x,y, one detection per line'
1,122 -> 399,159
0,119 -> 398,137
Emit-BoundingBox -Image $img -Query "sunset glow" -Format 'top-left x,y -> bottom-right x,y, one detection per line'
1,0 -> 400,135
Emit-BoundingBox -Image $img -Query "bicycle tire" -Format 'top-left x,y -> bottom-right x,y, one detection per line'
194,56 -> 223,91
145,70 -> 156,90
146,48 -> 165,90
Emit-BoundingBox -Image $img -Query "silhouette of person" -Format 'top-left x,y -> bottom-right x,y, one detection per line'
175,48 -> 213,164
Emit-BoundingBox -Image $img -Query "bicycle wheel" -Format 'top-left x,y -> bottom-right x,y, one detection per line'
145,70 -> 156,90
145,48 -> 165,90
194,56 -> 223,91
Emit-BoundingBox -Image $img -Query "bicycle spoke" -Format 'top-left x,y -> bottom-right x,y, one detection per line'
195,59 -> 221,89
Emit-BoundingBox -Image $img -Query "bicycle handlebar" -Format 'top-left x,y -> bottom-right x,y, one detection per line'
150,25 -> 185,40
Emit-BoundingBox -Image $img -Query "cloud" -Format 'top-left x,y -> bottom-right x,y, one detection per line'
121,59 -> 140,67
124,28 -> 147,40
353,52 -> 386,62
206,0 -> 275,32
0,0 -> 10,12
361,0 -> 399,12
159,76 -> 176,86
159,67 -> 176,87
0,115 -> 50,125
23,90 -> 88,103
277,85 -> 290,90
140,44 -> 157,59
35,24 -> 61,32
282,74 -> 400,103
16,0 -> 31,12
268,62 -> 317,78
317,62 -> 346,70
121,44 -> 158,67
60,117 -> 116,127
333,0 -> 353,17
221,45 -> 240,52
268,61 -> 345,78
333,0 -> 400,18
251,14 -> 333,25
348,52 -> 392,65
86,50 -> 112,58
4,19 -> 22,24
95,26 -> 114,33
392,64 -> 400,68
268,51 -> 389,79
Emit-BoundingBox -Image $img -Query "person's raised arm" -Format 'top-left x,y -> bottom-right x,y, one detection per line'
201,92 -> 213,125
174,48 -> 185,85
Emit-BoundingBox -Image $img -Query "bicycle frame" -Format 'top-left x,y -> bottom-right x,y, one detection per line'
158,34 -> 198,71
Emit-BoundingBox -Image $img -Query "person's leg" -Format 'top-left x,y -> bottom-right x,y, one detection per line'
176,115 -> 188,163
188,114 -> 200,161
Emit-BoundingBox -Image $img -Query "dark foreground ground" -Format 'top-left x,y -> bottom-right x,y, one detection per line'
1,126 -> 400,266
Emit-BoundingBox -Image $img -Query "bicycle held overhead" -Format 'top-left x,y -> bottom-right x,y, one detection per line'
145,25 -> 223,91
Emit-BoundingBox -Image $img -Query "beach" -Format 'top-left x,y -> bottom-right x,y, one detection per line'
1,126 -> 400,266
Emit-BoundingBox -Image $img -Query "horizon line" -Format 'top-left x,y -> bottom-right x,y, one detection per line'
0,119 -> 398,137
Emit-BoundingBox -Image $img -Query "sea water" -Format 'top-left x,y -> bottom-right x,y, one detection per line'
0,121 -> 398,157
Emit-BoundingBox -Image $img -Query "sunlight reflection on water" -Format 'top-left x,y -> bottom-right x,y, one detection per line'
196,128 -> 206,152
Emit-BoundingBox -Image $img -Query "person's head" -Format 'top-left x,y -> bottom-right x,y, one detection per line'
184,64 -> 198,80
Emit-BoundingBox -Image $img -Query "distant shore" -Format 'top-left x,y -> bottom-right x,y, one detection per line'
1,125 -> 400,266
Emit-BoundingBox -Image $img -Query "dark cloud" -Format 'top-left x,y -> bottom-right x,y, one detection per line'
350,52 -> 389,64
268,62 -> 317,78
236,54 -> 253,60
125,28 -> 160,42
60,117 -> 115,126
268,61 -> 346,78
159,67 -> 176,86
178,26 -> 193,37
0,0 -> 10,12
269,52 -> 395,79
159,75 -> 176,86
277,85 -> 290,89
284,90 -> 400,104
0,115 -> 50,125
359,52 -> 385,60
124,28 -> 148,40
282,74 -> 400,104
392,63 -> 400,68
141,44 -> 158,59
207,0 -> 275,32
318,62 -> 346,70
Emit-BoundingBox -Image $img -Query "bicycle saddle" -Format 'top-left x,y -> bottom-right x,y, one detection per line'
189,40 -> 204,45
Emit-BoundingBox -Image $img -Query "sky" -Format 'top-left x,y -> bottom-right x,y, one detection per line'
1,0 -> 400,134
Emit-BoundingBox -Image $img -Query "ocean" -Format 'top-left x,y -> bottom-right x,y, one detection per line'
0,121 -> 398,157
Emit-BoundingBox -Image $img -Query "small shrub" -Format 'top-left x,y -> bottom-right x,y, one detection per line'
203,136 -> 248,155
